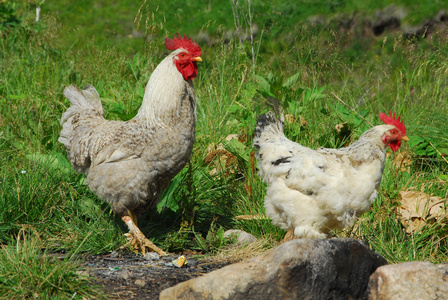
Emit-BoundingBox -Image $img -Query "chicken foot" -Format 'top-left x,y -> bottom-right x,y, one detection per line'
122,215 -> 167,256
282,228 -> 296,243
282,226 -> 327,242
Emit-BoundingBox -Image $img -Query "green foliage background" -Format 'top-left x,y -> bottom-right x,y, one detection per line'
1,0 -> 448,297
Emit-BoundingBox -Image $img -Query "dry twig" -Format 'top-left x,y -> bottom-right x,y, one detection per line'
429,141 -> 448,166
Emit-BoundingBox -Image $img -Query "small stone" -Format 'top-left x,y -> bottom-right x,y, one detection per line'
186,259 -> 199,268
119,269 -> 132,280
76,270 -> 89,277
144,252 -> 160,261
135,279 -> 146,287
224,229 -> 257,246
110,251 -> 119,258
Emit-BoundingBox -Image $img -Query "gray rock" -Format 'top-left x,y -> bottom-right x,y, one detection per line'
371,5 -> 405,35
224,229 -> 257,246
119,269 -> 132,280
134,279 -> 146,287
160,238 -> 386,300
144,251 -> 160,261
367,261 -> 448,300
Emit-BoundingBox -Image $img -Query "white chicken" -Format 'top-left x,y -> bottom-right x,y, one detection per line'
253,112 -> 409,240
59,34 -> 202,255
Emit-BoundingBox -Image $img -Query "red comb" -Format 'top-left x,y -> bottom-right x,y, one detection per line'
379,111 -> 406,135
165,33 -> 202,57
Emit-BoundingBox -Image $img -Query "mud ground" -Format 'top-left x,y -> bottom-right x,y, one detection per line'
78,252 -> 228,299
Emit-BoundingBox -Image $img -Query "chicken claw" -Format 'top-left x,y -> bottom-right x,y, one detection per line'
122,216 -> 167,256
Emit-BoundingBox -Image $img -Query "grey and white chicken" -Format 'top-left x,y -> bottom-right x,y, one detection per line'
254,112 -> 408,240
59,34 -> 202,255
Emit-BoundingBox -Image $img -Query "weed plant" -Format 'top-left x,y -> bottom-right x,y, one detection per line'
1,0 -> 448,297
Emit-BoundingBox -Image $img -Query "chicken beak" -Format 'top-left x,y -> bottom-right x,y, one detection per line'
401,135 -> 410,141
193,56 -> 202,62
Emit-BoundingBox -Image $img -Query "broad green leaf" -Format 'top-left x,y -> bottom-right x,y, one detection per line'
282,71 -> 301,88
136,84 -> 145,98
224,138 -> 249,163
193,231 -> 207,252
438,174 -> 448,180
26,152 -> 73,174
228,104 -> 241,113
157,168 -> 187,213
253,75 -> 272,94
408,135 -> 426,148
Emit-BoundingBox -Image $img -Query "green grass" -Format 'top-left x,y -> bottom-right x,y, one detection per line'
0,233 -> 103,299
1,0 -> 448,297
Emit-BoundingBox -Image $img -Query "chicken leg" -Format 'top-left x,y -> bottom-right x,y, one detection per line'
122,213 -> 167,256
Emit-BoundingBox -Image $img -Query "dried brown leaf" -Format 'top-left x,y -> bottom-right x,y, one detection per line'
284,114 -> 295,124
398,191 -> 447,233
393,150 -> 413,172
225,134 -> 239,141
204,140 -> 237,176
284,114 -> 308,127
299,115 -> 308,127
234,214 -> 269,220
335,122 -> 347,133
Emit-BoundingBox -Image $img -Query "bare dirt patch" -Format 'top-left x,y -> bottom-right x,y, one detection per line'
78,252 -> 228,299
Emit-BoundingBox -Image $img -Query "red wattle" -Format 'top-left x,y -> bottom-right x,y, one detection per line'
176,61 -> 198,81
388,140 -> 401,152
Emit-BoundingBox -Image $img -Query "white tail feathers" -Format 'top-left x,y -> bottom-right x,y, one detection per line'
60,85 -> 104,125
59,84 -> 105,155
253,112 -> 285,148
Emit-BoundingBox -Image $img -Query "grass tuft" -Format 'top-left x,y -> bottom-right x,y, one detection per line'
0,231 -> 103,299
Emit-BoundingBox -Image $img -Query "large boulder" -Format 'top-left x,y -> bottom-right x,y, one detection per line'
367,261 -> 448,299
160,238 -> 386,299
